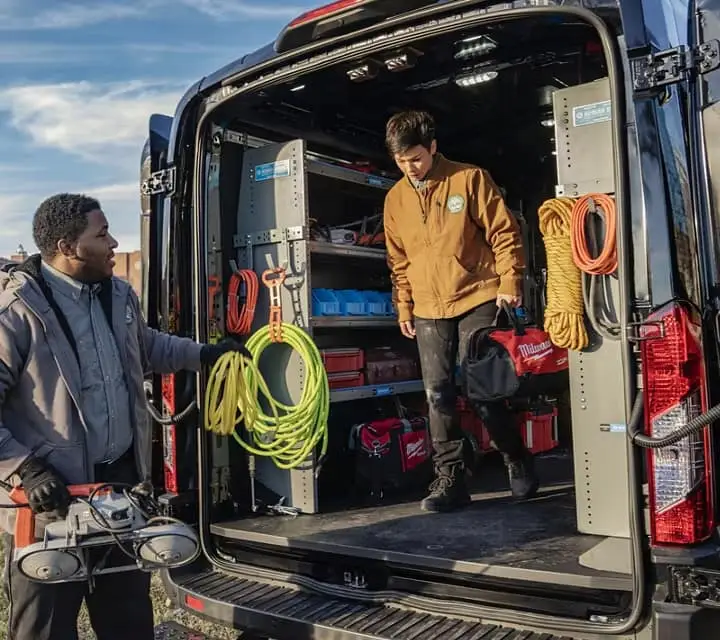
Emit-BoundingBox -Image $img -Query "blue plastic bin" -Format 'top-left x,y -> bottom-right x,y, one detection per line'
362,291 -> 386,315
312,289 -> 341,316
334,289 -> 367,315
379,292 -> 395,315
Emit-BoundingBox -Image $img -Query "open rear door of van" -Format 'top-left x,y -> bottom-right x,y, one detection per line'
618,0 -> 720,591
140,113 -> 173,325
695,1 -> 720,298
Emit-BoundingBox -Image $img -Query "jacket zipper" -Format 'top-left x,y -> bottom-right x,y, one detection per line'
18,291 -> 92,480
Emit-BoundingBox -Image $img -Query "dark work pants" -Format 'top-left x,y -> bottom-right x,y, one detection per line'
3,449 -> 155,640
415,300 -> 527,470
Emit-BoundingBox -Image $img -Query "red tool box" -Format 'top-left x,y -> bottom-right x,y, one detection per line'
516,406 -> 559,454
328,371 -> 366,389
457,397 -> 559,455
365,347 -> 419,384
321,348 -> 365,373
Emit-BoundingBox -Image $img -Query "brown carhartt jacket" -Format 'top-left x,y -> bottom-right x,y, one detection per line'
383,154 -> 525,322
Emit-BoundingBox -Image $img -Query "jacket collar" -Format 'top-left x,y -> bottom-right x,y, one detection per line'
406,153 -> 451,190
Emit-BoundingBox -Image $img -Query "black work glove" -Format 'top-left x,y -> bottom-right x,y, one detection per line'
17,456 -> 71,516
200,338 -> 251,367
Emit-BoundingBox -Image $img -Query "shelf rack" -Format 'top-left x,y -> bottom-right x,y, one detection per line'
232,137 -> 419,513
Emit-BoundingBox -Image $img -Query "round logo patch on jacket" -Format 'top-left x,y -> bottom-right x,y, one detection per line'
447,194 -> 465,213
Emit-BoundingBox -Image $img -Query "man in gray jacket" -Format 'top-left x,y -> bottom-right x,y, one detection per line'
0,193 -> 245,640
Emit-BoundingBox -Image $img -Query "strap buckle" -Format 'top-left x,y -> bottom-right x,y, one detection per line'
262,267 -> 286,342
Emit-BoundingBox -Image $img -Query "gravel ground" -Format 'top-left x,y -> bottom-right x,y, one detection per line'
0,537 -> 238,640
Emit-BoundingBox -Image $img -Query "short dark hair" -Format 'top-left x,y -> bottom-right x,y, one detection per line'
385,110 -> 436,156
32,193 -> 101,259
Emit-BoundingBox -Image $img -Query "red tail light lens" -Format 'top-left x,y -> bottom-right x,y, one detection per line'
640,302 -> 714,545
161,373 -> 178,493
289,0 -> 365,27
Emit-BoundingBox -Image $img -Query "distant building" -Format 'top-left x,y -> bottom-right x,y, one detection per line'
9,244 -> 28,263
114,250 -> 142,296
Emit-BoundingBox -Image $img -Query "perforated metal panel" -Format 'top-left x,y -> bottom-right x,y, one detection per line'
235,139 -> 316,513
568,279 -> 630,539
553,77 -> 615,197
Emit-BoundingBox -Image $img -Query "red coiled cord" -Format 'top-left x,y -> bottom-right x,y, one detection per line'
226,269 -> 259,336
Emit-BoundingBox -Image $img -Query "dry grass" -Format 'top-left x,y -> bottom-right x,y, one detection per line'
0,537 -> 238,640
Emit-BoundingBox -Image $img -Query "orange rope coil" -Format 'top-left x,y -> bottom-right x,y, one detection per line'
570,193 -> 618,276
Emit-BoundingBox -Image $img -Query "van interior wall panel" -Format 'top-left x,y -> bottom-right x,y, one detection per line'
551,79 -> 630,543
204,14 -> 632,594
234,139 -> 317,513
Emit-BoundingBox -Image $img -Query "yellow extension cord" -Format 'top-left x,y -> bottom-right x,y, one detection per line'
538,197 -> 589,351
204,322 -> 330,470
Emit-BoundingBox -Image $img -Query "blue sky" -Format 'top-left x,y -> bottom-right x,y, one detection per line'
0,0 -> 318,257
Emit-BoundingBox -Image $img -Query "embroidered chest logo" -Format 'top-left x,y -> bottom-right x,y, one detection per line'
446,194 -> 465,213
125,304 -> 134,324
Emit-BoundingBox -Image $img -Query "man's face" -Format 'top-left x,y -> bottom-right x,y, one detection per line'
63,209 -> 118,282
393,140 -> 437,182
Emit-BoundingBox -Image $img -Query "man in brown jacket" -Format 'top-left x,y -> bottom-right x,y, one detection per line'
383,110 -> 539,512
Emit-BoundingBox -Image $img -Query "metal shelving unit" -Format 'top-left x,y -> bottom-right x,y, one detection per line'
233,137 -> 416,513
330,380 -> 425,403
311,316 -> 396,328
306,158 -> 396,190
309,241 -> 387,260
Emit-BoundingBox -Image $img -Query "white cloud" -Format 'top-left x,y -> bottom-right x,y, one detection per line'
0,80 -> 185,164
179,0 -> 313,20
0,0 -> 311,30
0,1 -> 147,30
0,42 -> 238,65
0,79 -> 183,256
0,182 -> 142,256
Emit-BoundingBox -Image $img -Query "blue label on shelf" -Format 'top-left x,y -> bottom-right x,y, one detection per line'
374,386 -> 392,396
255,159 -> 291,182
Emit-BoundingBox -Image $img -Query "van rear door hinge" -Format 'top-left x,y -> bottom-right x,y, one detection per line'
141,167 -> 176,196
632,40 -> 720,92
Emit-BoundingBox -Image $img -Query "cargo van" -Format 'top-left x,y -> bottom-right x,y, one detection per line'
141,1 -> 720,638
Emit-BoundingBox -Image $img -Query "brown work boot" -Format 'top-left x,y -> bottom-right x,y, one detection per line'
420,466 -> 472,513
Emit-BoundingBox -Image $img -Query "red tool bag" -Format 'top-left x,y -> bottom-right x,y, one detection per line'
462,303 -> 569,402
351,417 -> 432,498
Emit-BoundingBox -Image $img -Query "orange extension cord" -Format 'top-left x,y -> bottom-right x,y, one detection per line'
570,193 -> 618,275
226,269 -> 259,336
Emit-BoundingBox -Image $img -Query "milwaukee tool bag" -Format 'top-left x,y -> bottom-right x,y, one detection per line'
462,304 -> 569,402
351,417 -> 432,498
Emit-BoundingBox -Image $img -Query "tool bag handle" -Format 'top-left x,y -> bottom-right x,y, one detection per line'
492,300 -> 526,335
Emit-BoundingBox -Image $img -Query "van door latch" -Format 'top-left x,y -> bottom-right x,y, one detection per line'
631,40 -> 720,92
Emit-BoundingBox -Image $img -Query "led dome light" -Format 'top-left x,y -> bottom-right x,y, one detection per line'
455,34 -> 497,60
455,70 -> 498,87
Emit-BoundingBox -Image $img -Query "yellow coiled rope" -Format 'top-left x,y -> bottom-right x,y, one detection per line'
538,197 -> 589,351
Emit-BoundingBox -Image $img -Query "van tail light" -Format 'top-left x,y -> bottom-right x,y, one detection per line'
161,373 -> 179,493
288,0 -> 364,27
640,302 -> 715,545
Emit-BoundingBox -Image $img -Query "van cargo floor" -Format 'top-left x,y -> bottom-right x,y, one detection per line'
212,452 -> 633,592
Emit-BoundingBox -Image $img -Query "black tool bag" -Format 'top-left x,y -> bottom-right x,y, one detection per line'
462,303 -> 569,403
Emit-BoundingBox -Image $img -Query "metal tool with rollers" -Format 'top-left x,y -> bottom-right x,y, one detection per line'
4,481 -> 200,585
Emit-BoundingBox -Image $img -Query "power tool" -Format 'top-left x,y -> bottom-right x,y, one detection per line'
4,481 -> 200,586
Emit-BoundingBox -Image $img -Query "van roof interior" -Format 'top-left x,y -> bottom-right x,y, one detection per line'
218,14 -> 615,192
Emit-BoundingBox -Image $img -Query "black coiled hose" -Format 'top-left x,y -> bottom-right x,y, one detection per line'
628,389 -> 720,449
